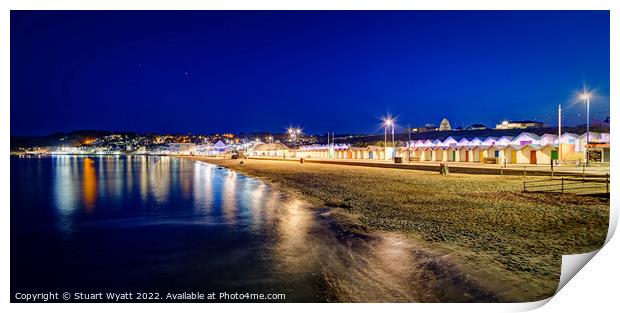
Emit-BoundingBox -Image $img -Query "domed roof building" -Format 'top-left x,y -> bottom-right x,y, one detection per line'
439,118 -> 451,131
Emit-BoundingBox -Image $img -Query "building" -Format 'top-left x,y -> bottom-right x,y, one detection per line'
438,118 -> 451,131
467,123 -> 488,130
410,124 -> 437,133
250,142 -> 291,157
166,143 -> 196,155
495,120 -> 544,130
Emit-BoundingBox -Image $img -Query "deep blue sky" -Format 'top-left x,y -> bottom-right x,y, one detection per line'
11,11 -> 610,136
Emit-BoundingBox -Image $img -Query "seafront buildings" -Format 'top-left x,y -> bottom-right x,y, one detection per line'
39,130 -> 608,166
13,118 -> 610,166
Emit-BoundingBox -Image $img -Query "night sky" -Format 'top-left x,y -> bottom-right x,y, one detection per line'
11,11 -> 610,136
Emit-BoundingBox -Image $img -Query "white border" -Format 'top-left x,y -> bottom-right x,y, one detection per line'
2,1 -> 616,312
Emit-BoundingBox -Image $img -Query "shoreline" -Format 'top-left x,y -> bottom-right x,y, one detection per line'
191,157 -> 502,302
184,156 -> 609,302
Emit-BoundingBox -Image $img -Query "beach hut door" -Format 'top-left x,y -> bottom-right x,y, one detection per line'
511,150 -> 517,164
530,151 -> 537,164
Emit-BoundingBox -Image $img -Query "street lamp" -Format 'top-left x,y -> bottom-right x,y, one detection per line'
580,91 -> 591,165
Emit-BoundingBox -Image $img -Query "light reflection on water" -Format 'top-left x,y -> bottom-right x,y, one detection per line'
12,155 -> 495,302
13,155 -> 325,300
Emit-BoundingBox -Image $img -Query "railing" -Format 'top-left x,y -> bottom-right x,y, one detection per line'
523,174 -> 610,194
500,163 -> 610,179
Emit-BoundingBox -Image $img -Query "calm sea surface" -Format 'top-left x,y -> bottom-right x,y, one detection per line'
11,156 -> 332,301
11,155 -> 495,302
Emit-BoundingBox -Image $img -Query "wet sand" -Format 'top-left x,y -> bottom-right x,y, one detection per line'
187,157 -> 609,302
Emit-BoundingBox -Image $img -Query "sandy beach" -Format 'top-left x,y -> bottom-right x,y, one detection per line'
187,156 -> 609,302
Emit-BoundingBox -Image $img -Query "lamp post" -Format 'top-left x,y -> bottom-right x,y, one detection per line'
391,121 -> 395,150
580,92 -> 591,166
408,124 -> 411,163
384,123 -> 387,151
385,118 -> 393,159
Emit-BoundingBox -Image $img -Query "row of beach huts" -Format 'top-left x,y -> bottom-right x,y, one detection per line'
251,131 -> 610,165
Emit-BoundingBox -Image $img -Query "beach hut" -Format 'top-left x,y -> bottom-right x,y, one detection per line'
539,134 -> 559,146
559,132 -> 580,162
471,145 -> 490,163
410,146 -> 423,161
537,144 -> 556,165
421,147 -> 433,161
487,144 -> 507,161
442,137 -> 459,161
519,144 -> 550,164
366,146 -> 382,160
432,146 -> 447,161
396,146 -> 411,159
445,146 -> 459,162
504,145 -> 525,164
458,145 -> 472,162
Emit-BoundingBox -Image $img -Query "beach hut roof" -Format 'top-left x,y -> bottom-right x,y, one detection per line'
540,134 -> 558,139
472,145 -> 491,150
213,140 -> 227,148
491,144 -> 508,150
506,144 -> 526,150
561,132 -> 579,138
481,137 -> 498,145
579,131 -> 601,139
443,136 -> 458,144
253,142 -> 290,151
526,144 -> 542,150
513,132 -> 541,141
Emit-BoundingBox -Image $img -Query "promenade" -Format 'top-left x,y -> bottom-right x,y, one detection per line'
249,156 -> 610,178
